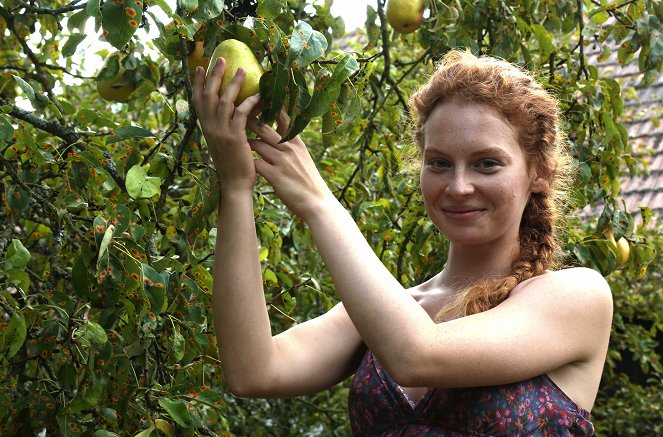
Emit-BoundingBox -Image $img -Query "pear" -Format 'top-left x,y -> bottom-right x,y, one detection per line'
615,236 -> 630,267
96,51 -> 137,103
602,226 -> 631,267
188,40 -> 210,79
206,39 -> 263,103
387,0 -> 425,34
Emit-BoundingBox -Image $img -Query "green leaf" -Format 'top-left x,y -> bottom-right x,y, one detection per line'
193,0 -> 225,20
86,0 -> 102,18
101,0 -> 144,49
1,311 -> 27,360
327,54 -> 359,89
107,125 -> 156,144
84,321 -> 109,347
5,268 -> 29,290
126,165 -> 162,199
5,239 -> 31,269
0,115 -> 12,143
180,0 -> 198,14
57,414 -> 85,436
288,21 -> 328,68
63,33 -> 87,58
13,75 -> 36,102
158,397 -> 191,427
260,62 -> 290,125
257,0 -> 284,19
189,264 -> 213,294
531,24 -> 554,56
305,68 -> 340,118
171,327 -> 185,363
97,223 -> 115,270
142,263 -> 168,313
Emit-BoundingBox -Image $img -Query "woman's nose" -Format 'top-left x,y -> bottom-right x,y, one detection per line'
445,169 -> 475,196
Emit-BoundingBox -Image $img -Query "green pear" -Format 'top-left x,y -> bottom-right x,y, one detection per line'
96,51 -> 137,103
386,0 -> 426,34
206,39 -> 263,103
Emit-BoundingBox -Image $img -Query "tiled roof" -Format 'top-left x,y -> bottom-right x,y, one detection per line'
586,41 -> 663,225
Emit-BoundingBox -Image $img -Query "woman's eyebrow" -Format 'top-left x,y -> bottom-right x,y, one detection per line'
423,145 -> 511,157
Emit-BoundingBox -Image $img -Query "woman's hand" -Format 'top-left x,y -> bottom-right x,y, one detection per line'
192,58 -> 261,192
248,111 -> 336,219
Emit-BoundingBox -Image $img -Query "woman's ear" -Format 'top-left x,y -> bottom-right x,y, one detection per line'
529,166 -> 551,193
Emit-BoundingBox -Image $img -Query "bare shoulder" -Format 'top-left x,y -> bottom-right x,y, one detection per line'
510,267 -> 613,324
516,267 -> 611,297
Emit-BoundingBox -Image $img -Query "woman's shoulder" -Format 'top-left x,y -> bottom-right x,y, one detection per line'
512,267 -> 613,312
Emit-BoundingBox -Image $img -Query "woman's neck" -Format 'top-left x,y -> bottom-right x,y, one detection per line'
437,241 -> 519,292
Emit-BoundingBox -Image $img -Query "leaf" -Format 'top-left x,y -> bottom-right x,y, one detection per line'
5,239 -> 31,269
259,62 -> 290,125
288,21 -> 328,68
193,0 -> 225,20
110,204 -> 132,235
13,74 -> 36,102
0,115 -> 13,143
126,165 -> 162,199
1,311 -> 27,360
305,68 -> 340,118
101,0 -> 144,49
57,414 -> 85,437
180,0 -> 198,14
171,327 -> 185,363
62,33 -> 87,58
531,24 -> 554,55
84,321 -> 109,347
256,0 -> 283,19
97,224 -> 115,270
86,0 -> 102,18
189,264 -> 213,294
107,125 -> 156,144
158,397 -> 191,427
327,54 -> 359,89
142,263 -> 168,313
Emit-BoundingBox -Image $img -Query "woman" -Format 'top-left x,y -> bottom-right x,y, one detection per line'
192,49 -> 613,436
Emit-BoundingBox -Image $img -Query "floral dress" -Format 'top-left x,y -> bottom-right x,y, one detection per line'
348,351 -> 595,436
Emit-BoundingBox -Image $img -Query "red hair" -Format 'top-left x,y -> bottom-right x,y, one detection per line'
408,49 -> 572,319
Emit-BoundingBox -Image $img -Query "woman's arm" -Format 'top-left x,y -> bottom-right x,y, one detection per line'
192,62 -> 363,397
250,125 -> 613,389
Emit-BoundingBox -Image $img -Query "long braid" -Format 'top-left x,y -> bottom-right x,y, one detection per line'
412,50 -> 572,322
434,191 -> 560,321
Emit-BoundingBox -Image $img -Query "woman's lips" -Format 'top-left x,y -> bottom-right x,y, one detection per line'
442,208 -> 486,220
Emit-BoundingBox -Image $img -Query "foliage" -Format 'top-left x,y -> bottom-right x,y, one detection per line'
593,225 -> 663,436
0,0 -> 660,435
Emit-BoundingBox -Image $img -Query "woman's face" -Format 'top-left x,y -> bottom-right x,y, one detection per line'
419,99 -> 545,249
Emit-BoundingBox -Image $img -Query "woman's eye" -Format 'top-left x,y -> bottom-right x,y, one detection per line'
478,160 -> 500,169
428,159 -> 450,169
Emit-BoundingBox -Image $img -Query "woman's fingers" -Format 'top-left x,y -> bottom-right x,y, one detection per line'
204,57 -> 225,98
191,66 -> 205,111
275,110 -> 290,138
248,138 -> 278,164
246,116 -> 283,146
218,67 -> 246,115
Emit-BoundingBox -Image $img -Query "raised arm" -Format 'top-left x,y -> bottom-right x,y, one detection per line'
191,60 -> 363,398
251,122 -> 613,399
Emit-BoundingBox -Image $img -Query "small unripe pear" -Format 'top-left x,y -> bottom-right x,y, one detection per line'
387,0 -> 425,34
206,39 -> 263,103
96,51 -> 137,103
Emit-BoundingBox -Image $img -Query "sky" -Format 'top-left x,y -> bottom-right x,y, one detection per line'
329,0 -> 376,31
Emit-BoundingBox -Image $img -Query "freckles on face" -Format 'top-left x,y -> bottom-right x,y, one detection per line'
419,99 -> 536,246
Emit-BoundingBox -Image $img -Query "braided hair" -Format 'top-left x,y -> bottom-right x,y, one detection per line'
408,50 -> 572,319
